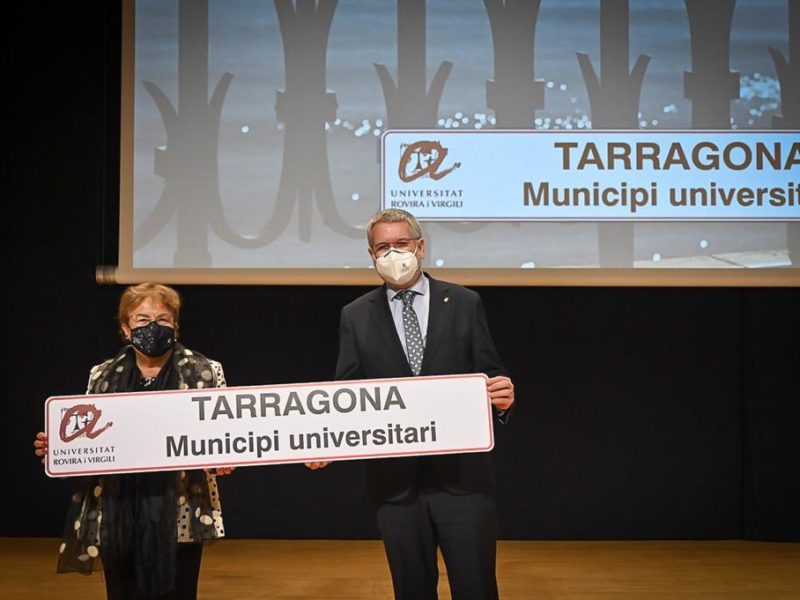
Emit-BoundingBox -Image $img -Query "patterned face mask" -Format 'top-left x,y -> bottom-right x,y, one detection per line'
129,321 -> 176,357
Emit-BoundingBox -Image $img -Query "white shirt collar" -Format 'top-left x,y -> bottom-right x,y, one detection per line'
388,272 -> 429,302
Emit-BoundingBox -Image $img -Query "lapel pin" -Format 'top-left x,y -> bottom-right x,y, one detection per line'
444,297 -> 449,303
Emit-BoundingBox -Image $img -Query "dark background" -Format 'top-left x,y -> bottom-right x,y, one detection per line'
4,2 -> 798,542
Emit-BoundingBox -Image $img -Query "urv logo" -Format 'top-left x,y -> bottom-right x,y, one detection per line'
399,141 -> 461,182
59,404 -> 113,442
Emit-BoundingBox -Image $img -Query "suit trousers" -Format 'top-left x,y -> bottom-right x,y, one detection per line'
376,489 -> 499,600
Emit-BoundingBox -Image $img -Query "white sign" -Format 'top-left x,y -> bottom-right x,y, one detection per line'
381,130 -> 800,221
45,374 -> 493,477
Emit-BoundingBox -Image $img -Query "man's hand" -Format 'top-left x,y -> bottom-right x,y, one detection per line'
486,376 -> 515,411
33,432 -> 48,463
206,467 -> 236,476
305,461 -> 331,470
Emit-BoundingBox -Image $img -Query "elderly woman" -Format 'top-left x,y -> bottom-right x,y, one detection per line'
34,282 -> 232,600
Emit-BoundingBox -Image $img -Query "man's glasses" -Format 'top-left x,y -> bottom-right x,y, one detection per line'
372,238 -> 420,258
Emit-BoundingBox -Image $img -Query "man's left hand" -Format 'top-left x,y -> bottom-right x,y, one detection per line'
486,375 -> 515,411
206,467 -> 236,476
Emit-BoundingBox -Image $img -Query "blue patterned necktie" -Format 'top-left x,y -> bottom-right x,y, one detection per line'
396,290 -> 424,376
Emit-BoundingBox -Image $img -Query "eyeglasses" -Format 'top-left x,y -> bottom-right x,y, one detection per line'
372,237 -> 420,258
129,314 -> 175,328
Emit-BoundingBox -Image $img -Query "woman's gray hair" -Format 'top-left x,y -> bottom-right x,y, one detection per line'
366,209 -> 423,246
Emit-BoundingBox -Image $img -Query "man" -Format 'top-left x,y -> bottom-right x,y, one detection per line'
308,208 -> 515,600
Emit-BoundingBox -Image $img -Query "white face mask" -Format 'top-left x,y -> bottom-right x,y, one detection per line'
375,249 -> 419,286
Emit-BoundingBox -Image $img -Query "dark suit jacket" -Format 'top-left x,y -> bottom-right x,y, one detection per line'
335,274 -> 508,504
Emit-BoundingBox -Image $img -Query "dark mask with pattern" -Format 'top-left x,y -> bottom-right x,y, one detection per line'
129,321 -> 176,357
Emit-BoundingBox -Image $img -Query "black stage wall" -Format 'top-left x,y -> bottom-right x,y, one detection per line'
5,3 -> 798,542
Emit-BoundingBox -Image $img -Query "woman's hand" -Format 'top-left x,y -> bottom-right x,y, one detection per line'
33,432 -> 48,463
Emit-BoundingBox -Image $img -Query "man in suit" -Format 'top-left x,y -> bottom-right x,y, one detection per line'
308,208 -> 515,600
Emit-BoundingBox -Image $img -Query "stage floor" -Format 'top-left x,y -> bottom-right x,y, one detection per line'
1,538 -> 798,599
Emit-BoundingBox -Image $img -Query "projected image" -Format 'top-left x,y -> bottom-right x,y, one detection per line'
131,0 -> 798,274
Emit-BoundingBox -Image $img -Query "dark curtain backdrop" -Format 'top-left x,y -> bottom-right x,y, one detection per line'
4,2 -> 798,542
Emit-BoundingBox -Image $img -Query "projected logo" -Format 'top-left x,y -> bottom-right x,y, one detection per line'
399,141 -> 461,182
59,404 -> 114,442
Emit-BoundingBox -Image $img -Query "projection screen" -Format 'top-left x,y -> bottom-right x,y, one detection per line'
111,0 -> 800,286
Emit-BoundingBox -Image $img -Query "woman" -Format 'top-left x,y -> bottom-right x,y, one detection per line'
34,282 -> 233,600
